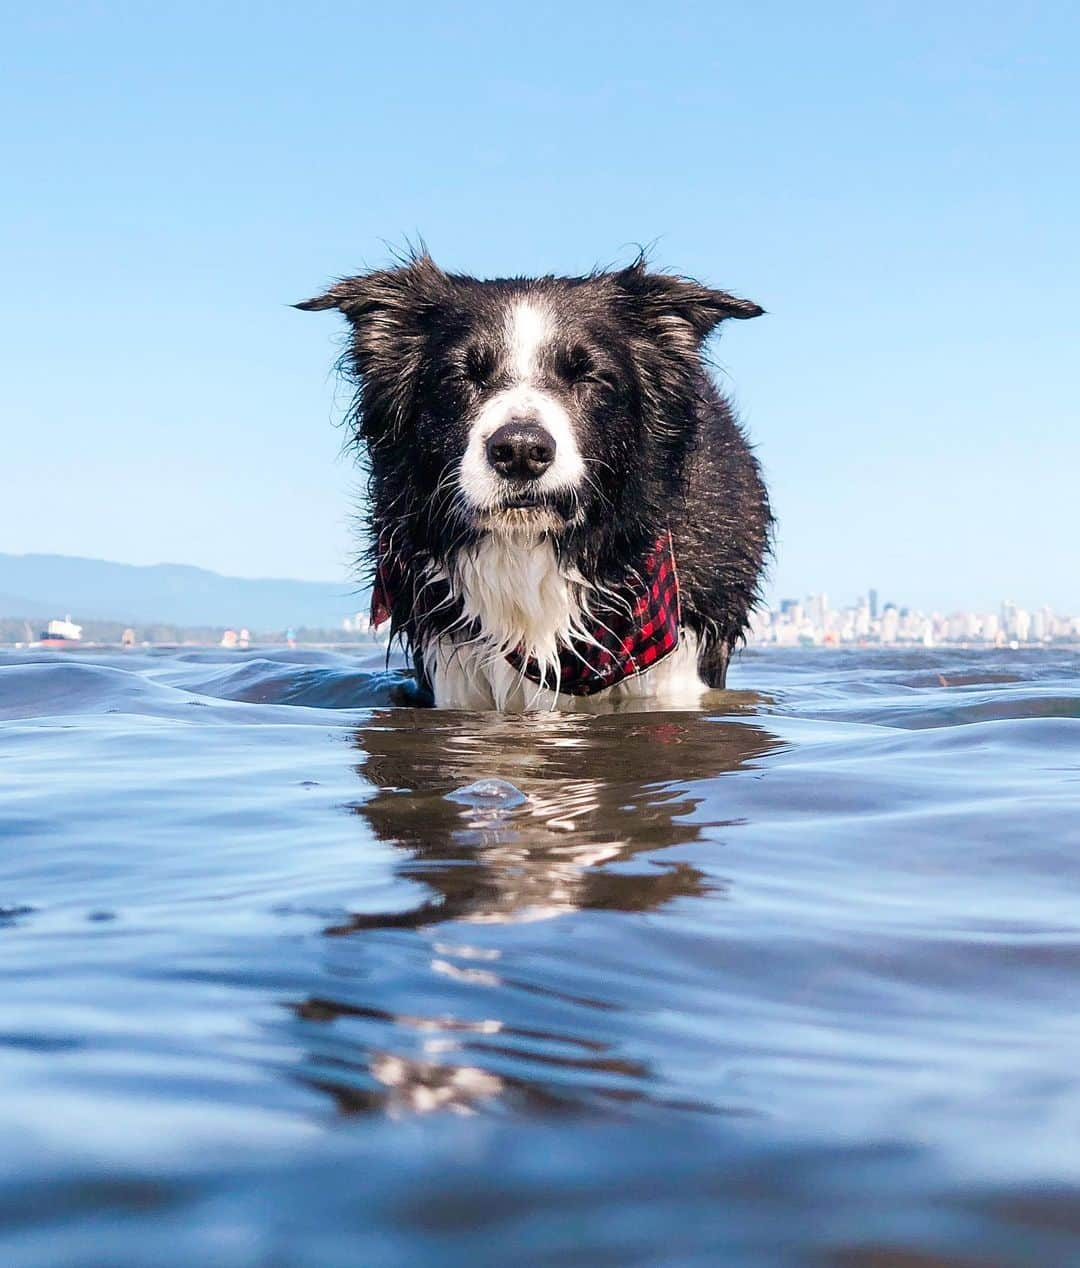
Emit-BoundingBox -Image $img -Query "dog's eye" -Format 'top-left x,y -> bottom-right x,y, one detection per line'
463,345 -> 497,388
555,345 -> 595,385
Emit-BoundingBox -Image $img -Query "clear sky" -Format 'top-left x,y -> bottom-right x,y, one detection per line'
2,3 -> 1077,612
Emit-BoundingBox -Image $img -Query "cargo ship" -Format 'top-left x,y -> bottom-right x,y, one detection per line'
38,616 -> 83,649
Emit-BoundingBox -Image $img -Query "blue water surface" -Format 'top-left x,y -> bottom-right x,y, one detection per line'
2,644 -> 1079,1266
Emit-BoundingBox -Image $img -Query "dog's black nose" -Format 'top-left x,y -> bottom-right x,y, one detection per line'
485,420 -> 556,481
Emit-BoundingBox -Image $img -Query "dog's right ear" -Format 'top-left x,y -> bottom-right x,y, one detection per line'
296,252 -> 449,315
295,256 -> 450,418
292,285 -> 355,313
295,263 -> 432,318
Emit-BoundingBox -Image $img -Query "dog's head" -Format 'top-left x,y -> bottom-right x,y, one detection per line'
298,252 -> 761,555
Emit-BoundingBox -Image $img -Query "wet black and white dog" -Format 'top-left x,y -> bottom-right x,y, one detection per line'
298,253 -> 771,710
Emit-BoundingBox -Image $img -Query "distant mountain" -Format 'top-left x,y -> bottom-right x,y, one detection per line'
0,553 -> 366,631
0,593 -> 54,621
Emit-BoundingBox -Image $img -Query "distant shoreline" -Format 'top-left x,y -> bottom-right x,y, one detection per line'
4,637 -> 1077,653
0,615 -> 382,649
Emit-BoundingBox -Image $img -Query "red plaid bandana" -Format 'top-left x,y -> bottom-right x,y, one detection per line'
506,532 -> 681,695
369,559 -> 395,631
372,531 -> 681,697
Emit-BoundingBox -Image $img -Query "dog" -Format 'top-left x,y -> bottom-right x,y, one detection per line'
298,252 -> 771,711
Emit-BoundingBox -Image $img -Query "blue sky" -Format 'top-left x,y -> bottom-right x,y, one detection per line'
2,3 -> 1077,612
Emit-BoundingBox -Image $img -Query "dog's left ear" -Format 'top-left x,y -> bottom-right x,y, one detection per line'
614,262 -> 763,343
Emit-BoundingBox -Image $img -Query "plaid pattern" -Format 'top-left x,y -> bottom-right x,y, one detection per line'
372,531 -> 681,697
370,560 -> 393,630
506,532 -> 680,695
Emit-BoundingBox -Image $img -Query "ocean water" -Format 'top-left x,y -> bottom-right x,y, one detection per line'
2,644 -> 1080,1266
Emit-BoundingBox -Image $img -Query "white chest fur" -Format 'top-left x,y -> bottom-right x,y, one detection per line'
421,536 -> 707,712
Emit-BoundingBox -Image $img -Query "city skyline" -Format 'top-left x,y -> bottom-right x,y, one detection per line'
752,590 -> 1080,648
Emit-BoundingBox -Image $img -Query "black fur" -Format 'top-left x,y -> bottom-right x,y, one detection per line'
297,251 -> 771,695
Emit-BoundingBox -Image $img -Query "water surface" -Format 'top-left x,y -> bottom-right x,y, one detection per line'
2,645 -> 1079,1265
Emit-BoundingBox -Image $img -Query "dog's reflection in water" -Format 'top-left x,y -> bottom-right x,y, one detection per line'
296,704 -> 780,1116
336,704 -> 778,929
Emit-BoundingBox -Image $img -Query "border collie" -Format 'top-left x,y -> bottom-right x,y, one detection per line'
298,252 -> 771,711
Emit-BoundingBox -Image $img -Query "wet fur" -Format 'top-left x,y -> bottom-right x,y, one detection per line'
297,252 -> 772,708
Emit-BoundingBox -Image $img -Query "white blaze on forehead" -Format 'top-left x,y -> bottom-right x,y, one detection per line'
508,300 -> 551,381
457,295 -> 583,516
